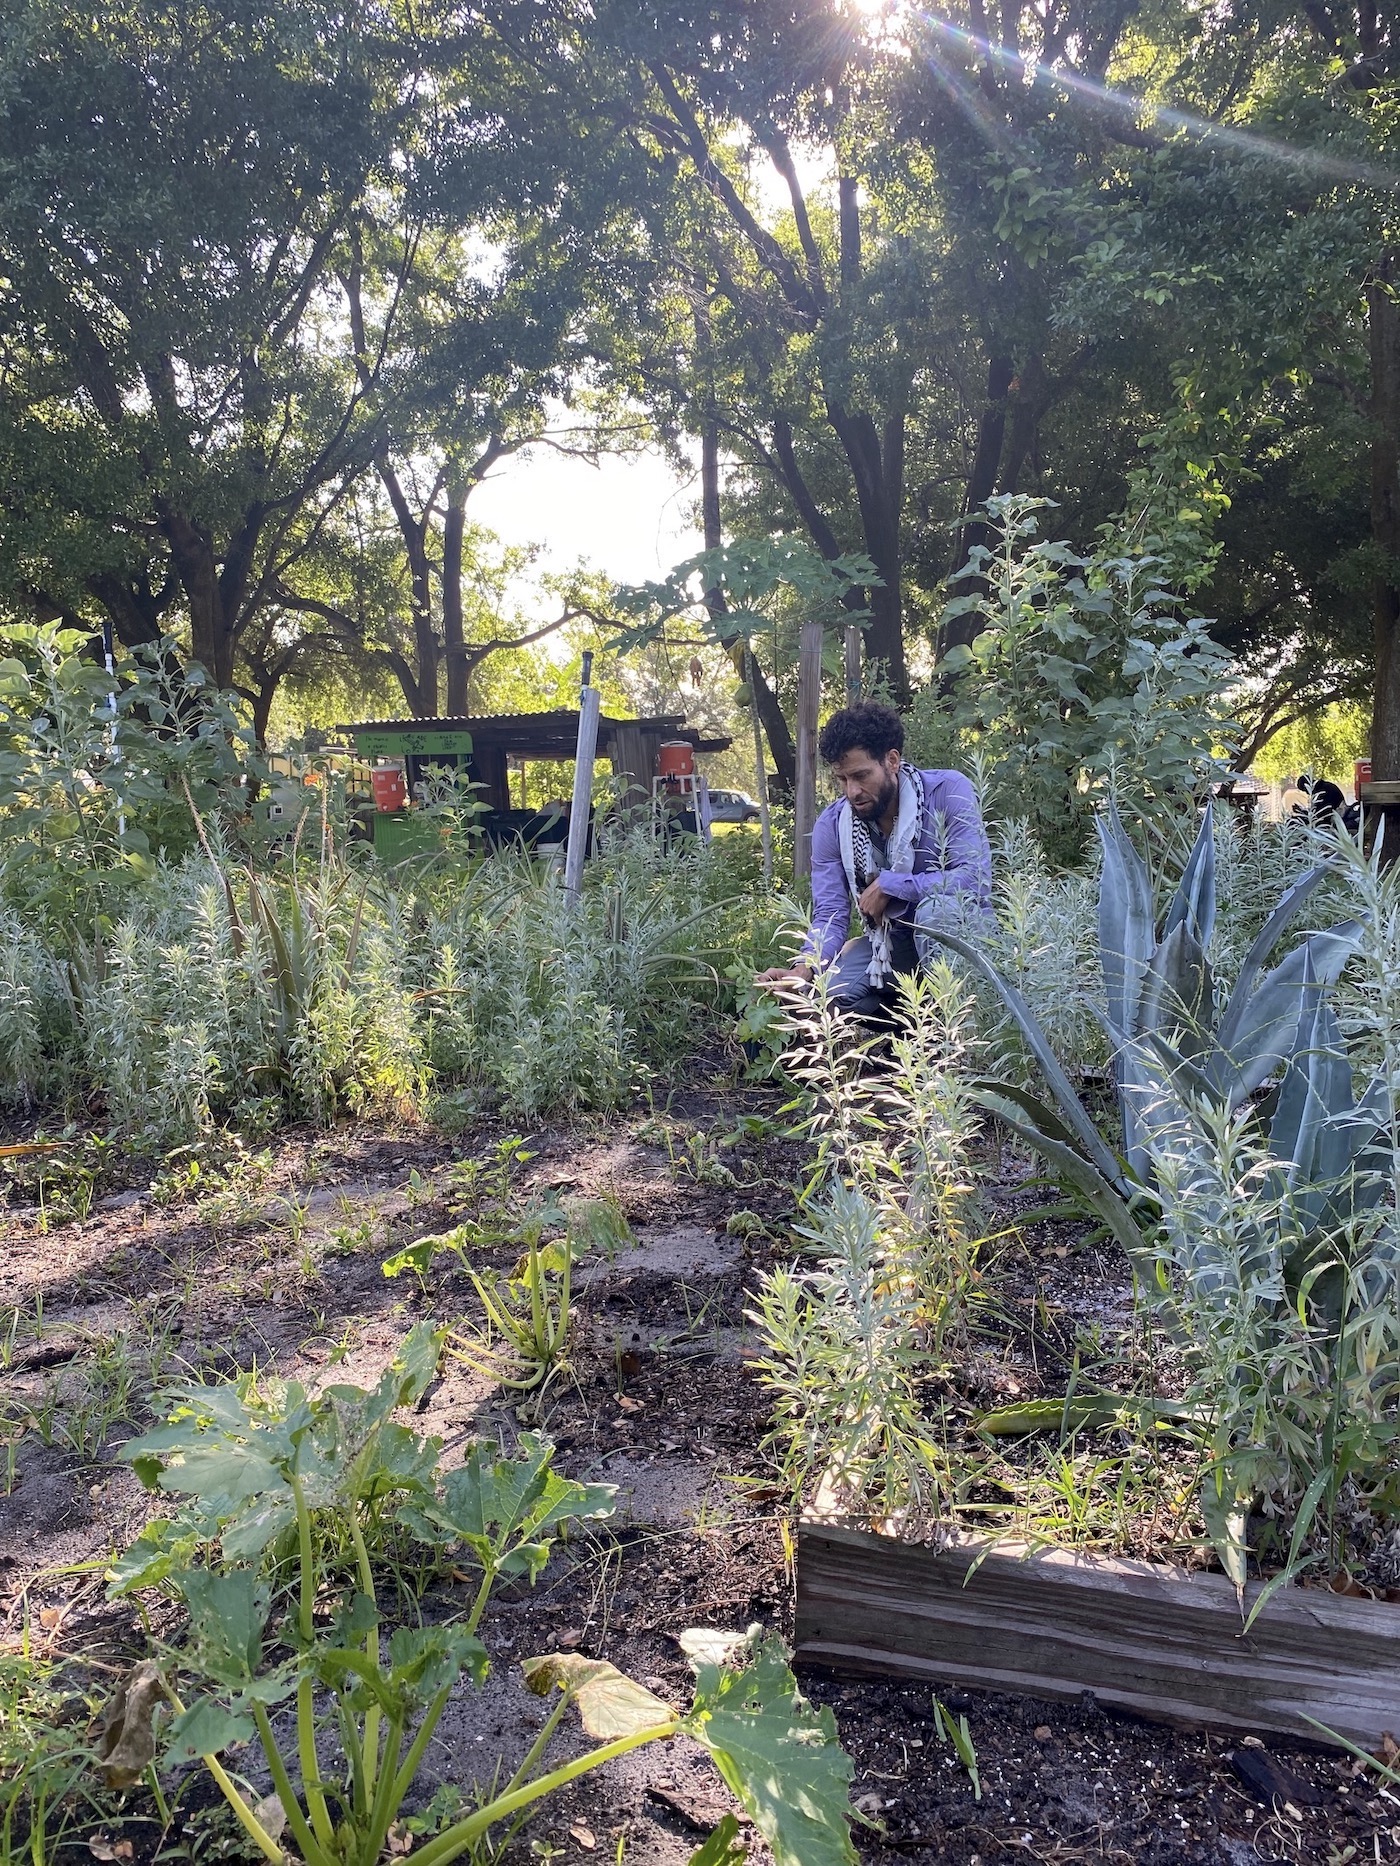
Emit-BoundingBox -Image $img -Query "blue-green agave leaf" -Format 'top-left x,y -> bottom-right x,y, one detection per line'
970,1085 -> 1161,1291
922,926 -> 1126,1186
1135,921 -> 1212,1054
1160,801 -> 1217,951
1221,861 -> 1336,1022
1209,922 -> 1364,1103
1096,803 -> 1155,1040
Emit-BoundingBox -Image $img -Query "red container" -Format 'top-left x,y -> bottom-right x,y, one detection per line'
371,765 -> 407,813
657,740 -> 695,778
1356,758 -> 1372,801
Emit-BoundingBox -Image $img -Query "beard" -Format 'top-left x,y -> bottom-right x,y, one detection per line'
854,772 -> 898,823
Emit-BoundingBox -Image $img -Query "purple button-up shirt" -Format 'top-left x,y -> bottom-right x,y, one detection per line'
805,767 -> 993,968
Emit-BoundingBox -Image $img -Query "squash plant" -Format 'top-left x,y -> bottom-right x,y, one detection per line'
102,1326 -> 855,1866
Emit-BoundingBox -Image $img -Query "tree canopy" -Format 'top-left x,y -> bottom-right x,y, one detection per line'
2,0 -> 1398,789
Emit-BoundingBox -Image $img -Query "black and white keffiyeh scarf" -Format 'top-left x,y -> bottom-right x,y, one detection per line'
837,765 -> 924,986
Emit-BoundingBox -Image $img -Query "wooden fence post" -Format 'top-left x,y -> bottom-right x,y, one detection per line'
795,619 -> 823,880
564,682 -> 602,901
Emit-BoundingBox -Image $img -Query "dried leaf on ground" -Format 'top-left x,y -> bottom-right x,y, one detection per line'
96,1662 -> 168,1788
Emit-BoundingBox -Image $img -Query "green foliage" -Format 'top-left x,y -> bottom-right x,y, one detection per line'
981,819 -> 1105,1083
1,1648 -> 108,1865
1253,702 -> 1370,788
749,964 -> 982,1521
2,815 -> 776,1142
931,1697 -> 981,1802
932,806 -> 1400,1575
928,802 -> 1365,1277
678,1627 -> 856,1866
611,540 -> 877,655
417,822 -> 773,1119
929,498 -> 1235,859
107,1331 -> 855,1866
0,623 -> 250,927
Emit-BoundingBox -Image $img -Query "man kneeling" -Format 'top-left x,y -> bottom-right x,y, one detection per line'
759,700 -> 993,1019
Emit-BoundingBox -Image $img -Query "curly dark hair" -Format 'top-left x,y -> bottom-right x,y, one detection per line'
818,700 -> 905,766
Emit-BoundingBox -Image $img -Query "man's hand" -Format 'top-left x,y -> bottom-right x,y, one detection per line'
857,879 -> 894,921
756,962 -> 813,991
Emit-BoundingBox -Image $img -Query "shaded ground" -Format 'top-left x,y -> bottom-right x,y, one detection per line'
3,1086 -> 1397,1864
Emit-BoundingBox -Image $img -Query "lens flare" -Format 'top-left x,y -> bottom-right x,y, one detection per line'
909,7 -> 1400,193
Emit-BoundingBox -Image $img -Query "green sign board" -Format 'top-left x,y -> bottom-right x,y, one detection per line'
352,728 -> 474,758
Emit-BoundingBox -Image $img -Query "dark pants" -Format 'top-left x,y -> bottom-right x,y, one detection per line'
828,927 -> 920,1022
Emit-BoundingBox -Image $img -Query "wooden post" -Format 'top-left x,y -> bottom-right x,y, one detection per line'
746,646 -> 774,886
795,619 -> 823,880
607,723 -> 649,811
844,623 -> 861,704
564,684 -> 601,900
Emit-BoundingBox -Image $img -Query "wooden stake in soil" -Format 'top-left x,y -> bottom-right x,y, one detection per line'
794,619 -> 823,880
796,1521 -> 1400,1749
564,676 -> 601,902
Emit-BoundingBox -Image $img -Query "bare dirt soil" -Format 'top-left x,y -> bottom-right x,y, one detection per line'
3,1086 -> 1397,1866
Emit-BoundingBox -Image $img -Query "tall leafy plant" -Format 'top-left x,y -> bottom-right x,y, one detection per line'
750,964 -> 983,1523
106,1328 -> 857,1866
928,497 -> 1234,860
0,623 -> 250,927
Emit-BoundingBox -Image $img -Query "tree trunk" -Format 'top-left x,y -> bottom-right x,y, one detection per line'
405,521 -> 438,718
1370,259 -> 1400,786
250,678 -> 276,749
88,571 -> 166,652
822,401 -> 907,699
939,352 -> 1016,659
378,461 -> 439,717
161,507 -> 236,686
794,619 -> 824,879
443,480 -> 469,715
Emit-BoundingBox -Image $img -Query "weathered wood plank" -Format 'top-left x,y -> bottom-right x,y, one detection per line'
795,1521 -> 1400,1748
793,619 -> 823,881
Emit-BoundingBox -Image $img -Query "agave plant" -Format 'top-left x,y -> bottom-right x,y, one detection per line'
924,803 -> 1372,1280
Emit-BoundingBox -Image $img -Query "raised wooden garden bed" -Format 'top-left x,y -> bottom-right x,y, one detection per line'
795,1519 -> 1400,1749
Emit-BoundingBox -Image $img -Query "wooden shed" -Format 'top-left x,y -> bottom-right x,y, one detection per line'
337,710 -> 729,807
335,712 -> 730,851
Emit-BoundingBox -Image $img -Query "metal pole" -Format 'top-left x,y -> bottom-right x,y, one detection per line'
564,663 -> 601,901
794,619 -> 823,880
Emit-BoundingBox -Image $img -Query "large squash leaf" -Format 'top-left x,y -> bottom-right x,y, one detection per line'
682,1628 -> 856,1866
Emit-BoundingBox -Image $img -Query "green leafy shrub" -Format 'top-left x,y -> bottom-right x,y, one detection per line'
909,496 -> 1234,860
106,1328 -> 856,1866
0,622 -> 250,929
1,812 -> 775,1143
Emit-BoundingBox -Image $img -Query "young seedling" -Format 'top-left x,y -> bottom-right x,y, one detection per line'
388,1201 -> 591,1396
931,1697 -> 981,1801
